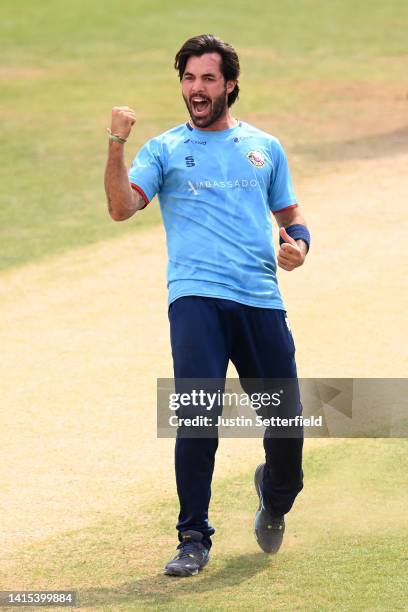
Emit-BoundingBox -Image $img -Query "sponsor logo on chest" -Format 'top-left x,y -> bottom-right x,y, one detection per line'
187,178 -> 260,195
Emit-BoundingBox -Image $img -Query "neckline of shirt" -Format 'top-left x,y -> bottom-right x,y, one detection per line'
186,120 -> 243,136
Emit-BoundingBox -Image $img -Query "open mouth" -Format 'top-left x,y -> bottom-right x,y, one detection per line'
191,96 -> 211,115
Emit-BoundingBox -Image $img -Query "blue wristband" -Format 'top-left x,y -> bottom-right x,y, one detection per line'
279,224 -> 311,251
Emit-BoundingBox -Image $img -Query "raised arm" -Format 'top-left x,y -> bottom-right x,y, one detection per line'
104,106 -> 146,221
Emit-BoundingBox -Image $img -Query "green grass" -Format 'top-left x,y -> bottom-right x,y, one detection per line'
2,439 -> 407,610
1,0 -> 407,271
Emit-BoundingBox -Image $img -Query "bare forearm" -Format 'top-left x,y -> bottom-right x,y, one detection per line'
276,209 -> 307,228
104,141 -> 142,221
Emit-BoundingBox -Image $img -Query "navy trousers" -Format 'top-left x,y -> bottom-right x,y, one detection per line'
169,296 -> 304,550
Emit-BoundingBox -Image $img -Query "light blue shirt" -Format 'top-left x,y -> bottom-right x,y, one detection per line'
129,121 -> 297,309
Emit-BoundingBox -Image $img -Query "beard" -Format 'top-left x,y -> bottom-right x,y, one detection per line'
183,87 -> 229,129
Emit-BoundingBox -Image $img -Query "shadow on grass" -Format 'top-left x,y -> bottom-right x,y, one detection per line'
80,552 -> 272,609
295,125 -> 408,162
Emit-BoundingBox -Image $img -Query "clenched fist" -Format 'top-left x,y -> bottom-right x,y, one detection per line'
110,106 -> 136,140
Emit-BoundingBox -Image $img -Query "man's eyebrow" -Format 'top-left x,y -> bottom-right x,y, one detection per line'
183,71 -> 218,77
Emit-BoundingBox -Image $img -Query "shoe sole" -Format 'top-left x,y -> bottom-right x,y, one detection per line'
164,567 -> 199,577
254,463 -> 266,552
254,463 -> 264,514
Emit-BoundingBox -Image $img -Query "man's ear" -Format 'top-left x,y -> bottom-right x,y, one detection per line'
226,80 -> 237,94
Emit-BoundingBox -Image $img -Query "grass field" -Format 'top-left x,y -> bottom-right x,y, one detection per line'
1,1 -> 407,610
3,439 -> 408,611
0,0 -> 407,269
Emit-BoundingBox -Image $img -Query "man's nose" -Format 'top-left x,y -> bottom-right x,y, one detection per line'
191,79 -> 206,92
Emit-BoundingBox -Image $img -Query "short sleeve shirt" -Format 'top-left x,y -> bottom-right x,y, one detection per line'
128,121 -> 297,309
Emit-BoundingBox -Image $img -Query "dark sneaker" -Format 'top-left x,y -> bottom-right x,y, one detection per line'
164,530 -> 210,577
254,463 -> 285,554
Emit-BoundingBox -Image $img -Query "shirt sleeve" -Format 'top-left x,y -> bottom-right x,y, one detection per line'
128,138 -> 164,206
268,139 -> 298,213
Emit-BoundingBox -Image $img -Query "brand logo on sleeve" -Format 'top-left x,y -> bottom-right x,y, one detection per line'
246,150 -> 265,167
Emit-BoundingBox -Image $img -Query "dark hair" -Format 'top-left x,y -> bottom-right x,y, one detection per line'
174,34 -> 240,107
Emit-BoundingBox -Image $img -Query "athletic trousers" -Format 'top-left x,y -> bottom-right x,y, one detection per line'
169,296 -> 304,550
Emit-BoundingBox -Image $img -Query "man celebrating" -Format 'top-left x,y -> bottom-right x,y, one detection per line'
104,34 -> 310,577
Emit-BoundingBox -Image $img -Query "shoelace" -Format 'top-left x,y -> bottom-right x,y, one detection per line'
175,540 -> 202,560
266,517 -> 284,530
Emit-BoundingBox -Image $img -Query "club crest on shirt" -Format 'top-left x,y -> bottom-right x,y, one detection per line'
246,150 -> 265,167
